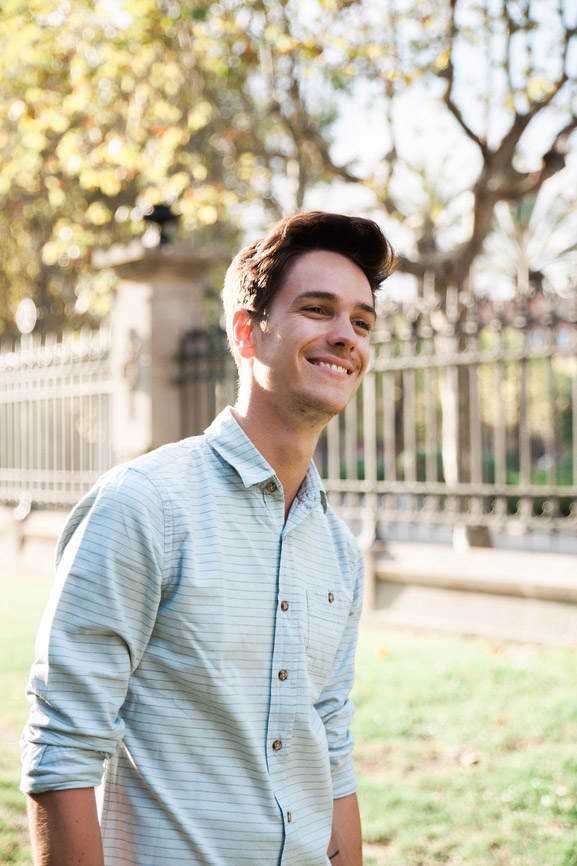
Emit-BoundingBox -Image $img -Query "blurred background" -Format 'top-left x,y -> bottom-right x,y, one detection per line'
1,2 -> 577,862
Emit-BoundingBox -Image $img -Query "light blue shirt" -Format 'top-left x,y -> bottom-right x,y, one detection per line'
21,408 -> 363,866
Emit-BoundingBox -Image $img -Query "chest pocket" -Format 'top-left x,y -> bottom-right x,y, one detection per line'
305,588 -> 351,688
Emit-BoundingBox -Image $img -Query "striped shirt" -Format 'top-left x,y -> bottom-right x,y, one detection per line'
21,407 -> 363,866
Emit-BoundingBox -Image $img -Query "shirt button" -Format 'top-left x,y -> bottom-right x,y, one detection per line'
328,592 -> 335,603
278,669 -> 288,681
272,739 -> 283,751
265,481 -> 277,493
287,812 -> 292,823
280,600 -> 289,612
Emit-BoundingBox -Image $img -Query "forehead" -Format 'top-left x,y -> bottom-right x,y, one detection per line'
276,249 -> 374,307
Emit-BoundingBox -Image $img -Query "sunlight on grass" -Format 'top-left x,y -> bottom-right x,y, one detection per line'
0,571 -> 51,866
352,627 -> 577,865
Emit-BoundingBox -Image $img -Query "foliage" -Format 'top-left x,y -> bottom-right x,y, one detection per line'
1,0 -> 576,334
0,0 -> 268,334
475,171 -> 577,299
332,0 -> 577,291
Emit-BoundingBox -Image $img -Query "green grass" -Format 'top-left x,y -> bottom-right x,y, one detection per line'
0,571 -> 52,865
353,628 -> 577,865
2,571 -> 577,865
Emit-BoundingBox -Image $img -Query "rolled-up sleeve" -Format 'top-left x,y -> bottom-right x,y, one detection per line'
20,467 -> 168,794
314,545 -> 363,800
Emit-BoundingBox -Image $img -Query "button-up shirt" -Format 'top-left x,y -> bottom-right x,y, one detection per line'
21,408 -> 364,866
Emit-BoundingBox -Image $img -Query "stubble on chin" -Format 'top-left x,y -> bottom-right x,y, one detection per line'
287,392 -> 347,428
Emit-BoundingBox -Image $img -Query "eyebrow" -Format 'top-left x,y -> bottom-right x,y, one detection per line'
293,290 -> 377,321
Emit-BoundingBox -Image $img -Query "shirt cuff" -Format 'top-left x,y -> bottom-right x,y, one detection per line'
331,766 -> 358,800
20,743 -> 106,795
329,728 -> 358,799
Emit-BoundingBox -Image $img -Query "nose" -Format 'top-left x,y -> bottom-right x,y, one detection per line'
327,314 -> 358,350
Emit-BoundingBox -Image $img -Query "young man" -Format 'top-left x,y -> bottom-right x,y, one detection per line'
21,211 -> 395,866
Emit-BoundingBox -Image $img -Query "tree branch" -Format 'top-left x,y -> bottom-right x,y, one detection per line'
443,91 -> 489,155
503,114 -> 577,197
438,0 -> 489,156
393,255 -> 425,278
278,73 -> 365,189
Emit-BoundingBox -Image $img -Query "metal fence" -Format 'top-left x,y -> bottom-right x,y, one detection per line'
320,290 -> 577,550
0,327 -> 114,509
176,328 -> 237,438
177,289 -> 577,550
3,288 -> 576,549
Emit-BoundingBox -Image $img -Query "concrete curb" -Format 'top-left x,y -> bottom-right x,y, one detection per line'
367,542 -> 577,647
374,542 -> 577,603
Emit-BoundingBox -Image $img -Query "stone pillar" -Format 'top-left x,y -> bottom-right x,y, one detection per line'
94,241 -> 218,465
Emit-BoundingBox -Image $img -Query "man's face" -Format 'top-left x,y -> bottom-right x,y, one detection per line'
245,249 -> 376,425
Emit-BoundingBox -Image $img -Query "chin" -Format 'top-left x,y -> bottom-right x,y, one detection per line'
290,392 -> 349,424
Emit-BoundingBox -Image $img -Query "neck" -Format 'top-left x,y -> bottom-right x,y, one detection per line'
231,397 -> 326,520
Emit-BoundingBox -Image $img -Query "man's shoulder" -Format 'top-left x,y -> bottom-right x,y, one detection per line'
62,435 -> 215,527
56,434 -> 214,560
102,434 -> 210,487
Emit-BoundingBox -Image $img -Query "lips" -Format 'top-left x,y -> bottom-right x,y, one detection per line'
308,359 -> 353,375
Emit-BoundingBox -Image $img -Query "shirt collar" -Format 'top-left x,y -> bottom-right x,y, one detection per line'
294,459 -> 328,513
204,407 -> 327,513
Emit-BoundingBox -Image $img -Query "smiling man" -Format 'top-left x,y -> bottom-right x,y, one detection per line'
21,211 -> 395,866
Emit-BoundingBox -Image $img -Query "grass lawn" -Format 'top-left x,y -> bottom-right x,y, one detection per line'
0,570 -> 52,865
353,628 -> 577,866
2,569 -> 577,865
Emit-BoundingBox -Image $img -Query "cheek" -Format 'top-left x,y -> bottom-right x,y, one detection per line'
359,343 -> 371,372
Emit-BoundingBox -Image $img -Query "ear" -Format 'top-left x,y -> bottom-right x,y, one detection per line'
231,310 -> 256,360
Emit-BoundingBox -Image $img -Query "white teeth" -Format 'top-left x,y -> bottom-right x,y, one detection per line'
317,361 -> 348,374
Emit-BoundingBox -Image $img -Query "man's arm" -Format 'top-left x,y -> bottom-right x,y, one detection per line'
27,788 -> 104,866
21,471 -> 169,863
314,544 -> 365,864
327,792 -> 363,866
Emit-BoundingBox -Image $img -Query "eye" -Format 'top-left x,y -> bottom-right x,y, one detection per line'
354,318 -> 373,333
303,305 -> 325,315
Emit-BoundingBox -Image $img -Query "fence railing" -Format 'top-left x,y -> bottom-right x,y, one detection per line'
3,287 -> 576,550
177,289 -> 577,548
176,328 -> 237,439
0,328 -> 114,509
318,290 -> 577,548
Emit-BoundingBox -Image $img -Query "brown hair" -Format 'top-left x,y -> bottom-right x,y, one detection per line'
223,211 -> 395,345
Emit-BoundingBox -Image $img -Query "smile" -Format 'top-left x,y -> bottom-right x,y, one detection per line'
310,360 -> 351,375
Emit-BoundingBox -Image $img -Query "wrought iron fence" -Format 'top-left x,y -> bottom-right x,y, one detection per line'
0,328 -> 114,509
177,289 -> 577,548
318,290 -> 577,548
176,328 -> 237,438
3,287 -> 576,549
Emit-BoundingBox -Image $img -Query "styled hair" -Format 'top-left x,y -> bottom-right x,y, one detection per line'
222,211 -> 395,347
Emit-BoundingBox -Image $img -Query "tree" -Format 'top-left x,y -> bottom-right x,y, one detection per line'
0,0 -> 269,335
261,0 -> 577,295
475,168 -> 577,299
1,0 -> 575,338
